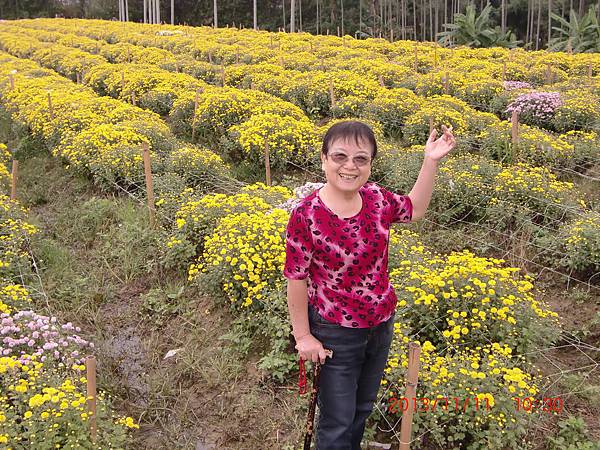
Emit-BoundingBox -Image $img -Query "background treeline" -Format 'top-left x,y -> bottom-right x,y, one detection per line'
1,0 -> 600,49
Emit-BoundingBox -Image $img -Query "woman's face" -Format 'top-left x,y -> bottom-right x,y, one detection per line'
321,136 -> 373,194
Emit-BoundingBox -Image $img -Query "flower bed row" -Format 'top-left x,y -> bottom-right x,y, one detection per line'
164,179 -> 562,448
2,46 -> 597,275
0,144 -> 136,448
0,52 -> 229,193
3,23 -> 599,177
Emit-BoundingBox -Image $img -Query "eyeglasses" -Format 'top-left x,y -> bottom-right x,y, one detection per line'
327,152 -> 372,167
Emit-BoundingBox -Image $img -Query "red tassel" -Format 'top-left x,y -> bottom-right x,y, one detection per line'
298,358 -> 307,395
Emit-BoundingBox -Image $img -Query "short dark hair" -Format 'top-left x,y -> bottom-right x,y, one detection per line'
321,121 -> 377,160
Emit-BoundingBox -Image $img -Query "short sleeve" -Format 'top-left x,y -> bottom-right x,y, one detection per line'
381,187 -> 413,224
283,206 -> 314,280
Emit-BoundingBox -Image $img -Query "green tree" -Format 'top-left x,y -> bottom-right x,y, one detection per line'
548,5 -> 600,52
438,3 -> 522,47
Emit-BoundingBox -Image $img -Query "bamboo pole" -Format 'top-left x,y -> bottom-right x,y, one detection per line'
264,141 -> 272,186
142,142 -> 156,227
85,356 -> 97,442
399,342 -> 421,450
10,160 -> 17,201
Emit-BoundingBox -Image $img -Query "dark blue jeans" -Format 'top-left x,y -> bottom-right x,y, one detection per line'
308,304 -> 395,450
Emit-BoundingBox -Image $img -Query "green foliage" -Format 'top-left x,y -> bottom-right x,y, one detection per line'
549,6 -> 600,53
547,416 -> 600,450
438,4 -> 521,48
141,285 -> 185,326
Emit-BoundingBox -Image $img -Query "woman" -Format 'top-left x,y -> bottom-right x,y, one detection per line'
284,120 -> 455,449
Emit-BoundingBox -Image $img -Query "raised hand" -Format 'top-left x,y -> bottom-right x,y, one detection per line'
424,124 -> 456,162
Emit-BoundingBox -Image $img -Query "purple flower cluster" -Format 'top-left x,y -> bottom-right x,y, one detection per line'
506,92 -> 562,123
503,81 -> 533,91
1,310 -> 93,366
277,182 -> 325,212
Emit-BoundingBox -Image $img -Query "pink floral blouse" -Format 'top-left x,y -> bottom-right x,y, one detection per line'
283,182 -> 413,328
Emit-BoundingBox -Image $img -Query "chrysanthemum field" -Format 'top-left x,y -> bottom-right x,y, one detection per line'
0,18 -> 599,449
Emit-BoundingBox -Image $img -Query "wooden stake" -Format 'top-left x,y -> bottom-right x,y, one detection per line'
414,46 -> 418,72
85,356 -> 97,443
175,61 -> 179,73
121,71 -> 125,93
131,91 -> 136,106
429,117 -> 434,133
270,35 -> 273,48
443,71 -> 449,94
76,72 -> 81,84
511,110 -> 519,144
337,26 -> 340,37
390,28 -> 394,42
379,75 -> 385,87
502,62 -> 507,82
142,142 -> 156,227
546,63 -> 552,84
47,92 -> 54,120
95,42 -> 99,54
279,55 -> 284,67
236,48 -> 240,64
126,47 -> 131,62
10,160 -> 17,201
433,44 -> 437,69
8,73 -> 14,90
329,81 -> 336,108
399,342 -> 421,450
566,38 -> 573,55
221,64 -> 226,86
264,141 -> 272,186
191,88 -> 202,141
588,62 -> 593,80
208,51 -> 213,64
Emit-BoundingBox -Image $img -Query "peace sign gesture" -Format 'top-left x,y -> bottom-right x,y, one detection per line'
424,124 -> 456,162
